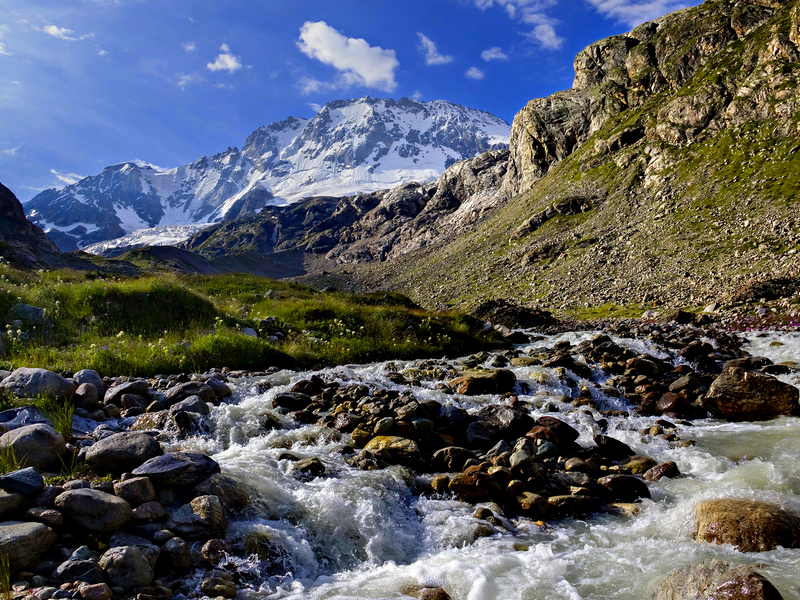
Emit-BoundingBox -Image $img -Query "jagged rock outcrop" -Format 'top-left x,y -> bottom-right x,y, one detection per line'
0,182 -> 60,266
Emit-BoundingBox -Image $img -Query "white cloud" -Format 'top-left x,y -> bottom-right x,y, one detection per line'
97,48 -> 108,56
466,66 -> 485,80
176,72 -> 205,88
411,90 -> 423,100
297,21 -> 398,93
0,41 -> 10,56
299,77 -> 324,94
133,159 -> 169,171
35,24 -> 94,42
585,0 -> 694,27
3,146 -> 20,156
50,169 -> 84,185
417,33 -> 453,66
206,43 -> 243,73
308,102 -> 322,112
214,82 -> 234,90
183,41 -> 197,53
481,46 -> 508,61
473,0 -> 564,50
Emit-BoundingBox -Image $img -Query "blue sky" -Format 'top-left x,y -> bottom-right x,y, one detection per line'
0,0 -> 697,201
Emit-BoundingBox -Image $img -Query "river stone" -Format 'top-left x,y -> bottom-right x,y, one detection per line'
168,395 -> 210,416
363,436 -> 422,468
84,431 -> 163,475
547,494 -> 599,517
622,456 -> 658,475
157,536 -> 192,573
464,420 -> 501,449
0,521 -> 57,573
205,377 -> 232,400
55,488 -> 132,532
449,369 -> 517,396
432,446 -> 476,472
192,473 -> 251,513
99,546 -> 153,590
644,461 -> 681,481
448,471 -> 503,502
0,467 -> 45,496
109,532 -> 160,568
131,451 -> 220,487
166,494 -> 227,540
597,474 -> 651,502
272,392 -> 313,411
73,383 -> 100,412
0,368 -> 74,401
593,434 -> 635,460
77,583 -> 112,600
104,380 -> 150,407
201,576 -> 237,598
130,411 -> 170,432
694,498 -> 800,552
0,424 -> 65,471
292,457 -> 327,480
163,381 -> 216,406
420,588 -> 452,600
73,370 -> 104,395
702,366 -> 800,421
477,405 -> 534,440
536,416 -> 580,443
0,489 -> 24,517
113,477 -> 155,506
651,559 -> 784,600
54,559 -> 105,584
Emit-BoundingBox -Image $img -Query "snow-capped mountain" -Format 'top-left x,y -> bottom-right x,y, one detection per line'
26,97 -> 510,251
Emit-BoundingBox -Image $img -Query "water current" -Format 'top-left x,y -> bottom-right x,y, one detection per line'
170,331 -> 800,600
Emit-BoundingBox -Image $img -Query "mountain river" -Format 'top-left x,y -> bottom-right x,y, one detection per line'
166,331 -> 800,600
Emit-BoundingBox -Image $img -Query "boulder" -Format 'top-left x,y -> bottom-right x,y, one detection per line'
55,488 -> 132,532
694,498 -> 800,552
431,446 -> 476,472
644,461 -> 681,481
0,424 -> 65,471
703,367 -> 799,421
192,473 -> 250,513
201,575 -> 237,598
477,405 -> 535,440
272,392 -> 313,411
166,494 -> 227,540
109,532 -> 160,568
131,452 -> 220,487
0,490 -> 24,518
546,494 -> 599,517
163,381 -> 216,406
651,559 -> 784,600
593,434 -> 635,460
363,436 -> 422,469
464,420 -> 501,449
205,377 -> 232,400
597,474 -> 651,502
448,471 -> 503,502
77,583 -> 112,600
54,559 -> 105,584
113,477 -> 155,506
292,457 -> 327,481
73,370 -> 104,396
73,383 -> 100,411
0,467 -> 45,496
9,303 -> 50,326
104,381 -> 150,407
0,368 -> 75,401
0,521 -> 57,573
156,536 -> 192,573
84,432 -> 163,475
168,395 -> 210,416
99,546 -> 154,590
449,369 -> 517,396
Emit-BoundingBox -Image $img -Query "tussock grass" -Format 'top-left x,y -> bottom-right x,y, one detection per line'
0,445 -> 21,476
0,268 -> 495,376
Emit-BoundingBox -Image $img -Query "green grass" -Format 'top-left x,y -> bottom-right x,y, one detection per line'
0,552 -> 10,600
0,445 -> 21,476
0,269 -> 496,376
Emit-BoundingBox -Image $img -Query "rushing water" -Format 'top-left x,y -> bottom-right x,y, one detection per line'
170,331 -> 800,600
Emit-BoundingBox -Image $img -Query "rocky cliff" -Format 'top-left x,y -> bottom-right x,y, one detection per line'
0,182 -> 61,267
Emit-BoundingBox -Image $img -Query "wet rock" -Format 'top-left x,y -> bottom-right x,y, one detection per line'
363,436 -> 422,469
419,588 -> 452,600
200,575 -> 237,598
0,368 -> 75,401
109,532 -> 160,568
292,457 -> 327,480
130,411 -> 170,432
546,494 -> 598,517
131,452 -> 221,487
104,381 -> 150,407
192,473 -> 250,513
163,381 -> 216,406
0,424 -> 65,471
597,474 -> 651,502
55,489 -> 132,532
694,498 -> 800,552
621,456 -> 657,475
99,546 -> 154,590
76,583 -> 112,600
84,432 -> 163,475
478,405 -> 535,441
449,369 -> 517,396
205,377 -> 232,400
703,367 -> 800,421
564,457 -> 592,473
156,537 -> 192,573
593,434 -> 635,460
113,477 -> 155,506
448,471 -> 503,502
464,420 -> 501,450
131,501 -> 166,521
0,521 -> 57,573
432,446 -> 476,472
201,538 -> 226,564
651,559 -> 784,600
644,461 -> 681,481
273,392 -> 313,411
536,416 -> 580,444
168,395 -> 210,416
166,494 -> 227,540
54,559 -> 105,585
0,467 -> 45,497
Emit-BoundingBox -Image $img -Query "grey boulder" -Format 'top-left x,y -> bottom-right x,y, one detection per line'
0,368 -> 75,401
99,546 -> 154,590
166,494 -> 227,540
55,488 -> 132,532
131,452 -> 220,487
0,521 -> 57,573
0,424 -> 65,471
84,431 -> 162,475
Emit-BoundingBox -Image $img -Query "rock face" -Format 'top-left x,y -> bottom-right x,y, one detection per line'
0,182 -> 60,266
0,521 -> 57,573
0,424 -> 66,471
651,559 -> 784,600
694,498 -> 800,552
0,368 -> 76,401
702,367 -> 800,421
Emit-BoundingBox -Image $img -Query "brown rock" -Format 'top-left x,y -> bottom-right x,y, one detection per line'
420,588 -> 452,600
694,499 -> 800,552
363,436 -> 422,468
78,582 -> 112,600
644,461 -> 680,481
703,367 -> 799,421
651,559 -> 784,600
449,369 -> 516,396
448,471 -> 503,502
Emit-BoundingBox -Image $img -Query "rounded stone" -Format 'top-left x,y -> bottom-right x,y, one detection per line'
694,498 -> 800,552
99,546 -> 154,590
652,559 -> 784,600
0,368 -> 75,401
84,432 -> 163,475
363,436 -> 422,468
54,488 -> 132,532
0,424 -> 65,471
0,521 -> 57,573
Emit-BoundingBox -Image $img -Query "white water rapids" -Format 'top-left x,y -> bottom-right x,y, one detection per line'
168,331 -> 800,600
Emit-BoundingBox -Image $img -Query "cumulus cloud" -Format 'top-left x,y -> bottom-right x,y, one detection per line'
50,169 -> 84,185
206,44 -> 243,73
481,46 -> 508,61
473,0 -> 563,50
585,0 -> 694,26
36,24 -> 94,42
465,66 -> 485,80
297,21 -> 398,93
176,72 -> 205,88
183,41 -> 196,53
417,33 -> 453,65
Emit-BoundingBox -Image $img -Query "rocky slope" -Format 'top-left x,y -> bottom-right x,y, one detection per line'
25,98 -> 510,252
0,182 -> 62,267
294,0 -> 800,315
